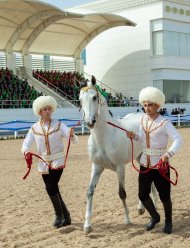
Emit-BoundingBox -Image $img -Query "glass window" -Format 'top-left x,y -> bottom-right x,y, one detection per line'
179,33 -> 187,56
163,80 -> 190,103
153,31 -> 190,57
152,31 -> 163,55
164,31 -> 179,56
187,34 -> 190,56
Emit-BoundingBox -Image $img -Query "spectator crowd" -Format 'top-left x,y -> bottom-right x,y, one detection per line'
0,68 -> 188,112
0,68 -> 42,108
33,70 -> 127,107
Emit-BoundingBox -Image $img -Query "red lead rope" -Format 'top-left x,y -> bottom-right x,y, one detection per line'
23,121 -> 81,180
23,152 -> 48,180
107,121 -> 178,186
63,120 -> 81,169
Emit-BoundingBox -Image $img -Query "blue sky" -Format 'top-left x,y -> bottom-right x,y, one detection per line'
41,0 -> 98,9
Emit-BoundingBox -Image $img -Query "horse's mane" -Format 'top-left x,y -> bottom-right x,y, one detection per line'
108,109 -> 113,117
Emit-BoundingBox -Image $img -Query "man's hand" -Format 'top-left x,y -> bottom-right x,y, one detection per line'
70,128 -> 74,137
126,131 -> 135,139
24,151 -> 31,160
161,155 -> 168,163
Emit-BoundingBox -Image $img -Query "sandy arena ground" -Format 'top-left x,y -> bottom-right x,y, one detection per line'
0,129 -> 190,248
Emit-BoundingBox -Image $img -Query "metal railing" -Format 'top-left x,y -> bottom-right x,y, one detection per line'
0,98 -> 132,108
0,119 -> 87,138
0,115 -> 190,139
30,70 -> 78,107
83,71 -> 127,99
0,99 -> 80,109
29,69 -> 135,107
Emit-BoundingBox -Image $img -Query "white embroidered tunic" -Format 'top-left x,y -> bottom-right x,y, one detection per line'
22,119 -> 78,173
135,114 -> 182,168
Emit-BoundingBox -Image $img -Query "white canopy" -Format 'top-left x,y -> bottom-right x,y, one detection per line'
0,0 -> 136,58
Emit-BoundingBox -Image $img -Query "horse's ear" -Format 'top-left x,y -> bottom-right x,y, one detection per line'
91,75 -> 96,85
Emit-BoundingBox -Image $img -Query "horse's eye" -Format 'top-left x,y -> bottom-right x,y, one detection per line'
92,96 -> 97,101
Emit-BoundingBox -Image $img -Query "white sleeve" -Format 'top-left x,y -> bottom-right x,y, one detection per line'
21,128 -> 35,154
163,121 -> 183,158
60,122 -> 78,144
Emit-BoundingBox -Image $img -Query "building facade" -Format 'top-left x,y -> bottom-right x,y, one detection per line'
73,0 -> 190,103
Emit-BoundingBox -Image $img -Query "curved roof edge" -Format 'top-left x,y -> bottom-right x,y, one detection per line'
0,0 -> 136,58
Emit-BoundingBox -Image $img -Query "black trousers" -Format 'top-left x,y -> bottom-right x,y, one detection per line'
138,165 -> 171,203
42,168 -> 63,196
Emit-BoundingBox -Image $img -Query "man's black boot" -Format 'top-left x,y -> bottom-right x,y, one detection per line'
49,193 -> 70,228
163,199 -> 172,234
142,197 -> 160,231
58,192 -> 71,226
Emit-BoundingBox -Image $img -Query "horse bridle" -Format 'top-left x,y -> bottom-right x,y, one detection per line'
79,86 -> 106,124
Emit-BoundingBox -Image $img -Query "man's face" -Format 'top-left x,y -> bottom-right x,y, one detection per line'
143,101 -> 160,116
39,106 -> 53,119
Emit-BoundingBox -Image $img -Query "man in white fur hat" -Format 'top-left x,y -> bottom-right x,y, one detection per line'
127,87 -> 182,234
22,95 -> 78,228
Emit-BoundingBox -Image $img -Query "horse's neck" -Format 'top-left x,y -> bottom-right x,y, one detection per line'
92,100 -> 113,138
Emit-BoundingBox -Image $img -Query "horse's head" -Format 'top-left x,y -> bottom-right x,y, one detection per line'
79,85 -> 100,129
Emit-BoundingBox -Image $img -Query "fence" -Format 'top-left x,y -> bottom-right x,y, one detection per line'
0,115 -> 190,138
0,100 -> 80,109
0,99 -> 133,108
0,119 -> 86,138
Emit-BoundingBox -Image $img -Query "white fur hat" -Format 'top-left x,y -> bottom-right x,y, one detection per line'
139,87 -> 165,107
33,96 -> 57,116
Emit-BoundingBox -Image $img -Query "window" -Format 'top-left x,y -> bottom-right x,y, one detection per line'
153,30 -> 190,57
179,33 -> 187,56
164,31 -> 179,56
154,80 -> 190,103
153,31 -> 163,55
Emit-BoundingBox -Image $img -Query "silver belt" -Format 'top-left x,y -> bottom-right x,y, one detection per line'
143,148 -> 166,156
41,152 -> 64,162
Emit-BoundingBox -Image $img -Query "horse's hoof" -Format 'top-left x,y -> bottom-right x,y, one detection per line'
84,225 -> 92,235
138,208 -> 145,215
124,218 -> 131,225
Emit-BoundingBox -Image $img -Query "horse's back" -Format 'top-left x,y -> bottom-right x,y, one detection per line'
119,112 -> 143,132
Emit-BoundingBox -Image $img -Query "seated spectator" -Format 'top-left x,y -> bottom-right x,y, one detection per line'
33,70 -> 130,108
180,108 -> 186,115
159,108 -> 167,115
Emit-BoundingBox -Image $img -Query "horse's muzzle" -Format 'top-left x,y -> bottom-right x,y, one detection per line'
86,119 -> 96,129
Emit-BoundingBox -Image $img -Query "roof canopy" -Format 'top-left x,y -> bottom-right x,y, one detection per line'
0,0 -> 136,58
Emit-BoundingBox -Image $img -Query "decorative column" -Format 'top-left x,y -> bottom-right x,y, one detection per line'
23,54 -> 32,75
75,58 -> 84,74
6,53 -> 16,73
23,54 -> 32,70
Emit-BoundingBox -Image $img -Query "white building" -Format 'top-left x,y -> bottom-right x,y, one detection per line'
72,0 -> 190,103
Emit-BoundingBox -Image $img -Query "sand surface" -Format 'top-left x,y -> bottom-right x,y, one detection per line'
0,129 -> 189,248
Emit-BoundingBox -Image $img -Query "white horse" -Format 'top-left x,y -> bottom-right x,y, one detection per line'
79,84 -> 157,234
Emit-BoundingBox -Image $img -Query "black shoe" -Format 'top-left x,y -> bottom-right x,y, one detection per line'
58,192 -> 71,227
53,215 -> 63,227
163,199 -> 172,234
142,197 -> 160,231
49,193 -> 71,228
146,216 -> 160,231
163,221 -> 172,234
62,215 -> 71,227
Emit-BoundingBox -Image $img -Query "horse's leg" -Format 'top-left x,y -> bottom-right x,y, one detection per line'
137,200 -> 145,215
135,156 -> 146,215
84,163 -> 103,234
116,165 -> 131,224
151,182 -> 158,209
